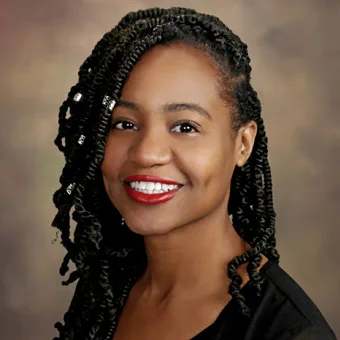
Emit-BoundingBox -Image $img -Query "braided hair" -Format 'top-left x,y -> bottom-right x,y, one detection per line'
51,7 -> 280,340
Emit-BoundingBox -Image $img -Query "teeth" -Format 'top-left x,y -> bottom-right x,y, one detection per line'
146,182 -> 155,191
129,181 -> 180,194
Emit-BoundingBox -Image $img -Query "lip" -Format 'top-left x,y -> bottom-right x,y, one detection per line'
123,174 -> 183,185
123,183 -> 182,205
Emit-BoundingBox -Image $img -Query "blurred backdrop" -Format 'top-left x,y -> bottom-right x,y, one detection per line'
1,0 -> 339,339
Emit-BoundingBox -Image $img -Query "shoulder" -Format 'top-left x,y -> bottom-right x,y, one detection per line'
264,262 -> 328,324
256,262 -> 337,340
283,324 -> 338,340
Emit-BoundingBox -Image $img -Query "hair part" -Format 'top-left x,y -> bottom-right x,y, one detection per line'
51,7 -> 279,340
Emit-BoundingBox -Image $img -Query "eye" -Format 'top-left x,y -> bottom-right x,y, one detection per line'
111,120 -> 138,131
171,121 -> 199,133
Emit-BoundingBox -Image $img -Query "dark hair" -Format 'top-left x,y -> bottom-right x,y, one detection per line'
51,7 -> 280,340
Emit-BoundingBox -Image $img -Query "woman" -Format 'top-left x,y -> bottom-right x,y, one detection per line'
51,7 -> 336,340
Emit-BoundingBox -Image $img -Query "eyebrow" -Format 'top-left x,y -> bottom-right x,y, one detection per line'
116,100 -> 212,120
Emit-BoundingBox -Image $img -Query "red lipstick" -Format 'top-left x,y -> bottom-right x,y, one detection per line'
122,175 -> 183,205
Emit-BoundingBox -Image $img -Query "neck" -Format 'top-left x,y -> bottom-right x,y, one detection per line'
137,213 -> 251,303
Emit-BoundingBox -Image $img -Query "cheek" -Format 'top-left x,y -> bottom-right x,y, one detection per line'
101,150 -> 114,180
180,137 -> 235,187
101,136 -> 124,180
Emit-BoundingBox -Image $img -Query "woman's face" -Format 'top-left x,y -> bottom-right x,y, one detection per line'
101,43 -> 256,235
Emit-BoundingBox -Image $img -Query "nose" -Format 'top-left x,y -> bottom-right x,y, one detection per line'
128,127 -> 172,168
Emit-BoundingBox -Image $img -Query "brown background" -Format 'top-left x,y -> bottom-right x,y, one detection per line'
1,0 -> 339,339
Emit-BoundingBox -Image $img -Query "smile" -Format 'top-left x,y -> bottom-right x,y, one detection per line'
123,181 -> 183,205
128,181 -> 181,194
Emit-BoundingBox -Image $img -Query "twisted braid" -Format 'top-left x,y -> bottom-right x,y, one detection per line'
52,7 -> 279,339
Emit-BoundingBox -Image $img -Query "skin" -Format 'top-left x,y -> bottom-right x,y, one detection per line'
101,43 -> 267,339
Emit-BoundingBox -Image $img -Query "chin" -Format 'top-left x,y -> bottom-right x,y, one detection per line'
126,222 -> 178,237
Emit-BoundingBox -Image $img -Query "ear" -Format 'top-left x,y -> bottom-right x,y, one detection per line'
235,121 -> 257,168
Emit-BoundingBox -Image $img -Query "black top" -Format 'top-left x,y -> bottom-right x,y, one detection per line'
191,261 -> 337,340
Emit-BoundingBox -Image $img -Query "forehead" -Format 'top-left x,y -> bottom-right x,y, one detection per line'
119,43 -> 222,108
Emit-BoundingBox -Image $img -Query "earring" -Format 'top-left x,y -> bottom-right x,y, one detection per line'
121,217 -> 125,226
